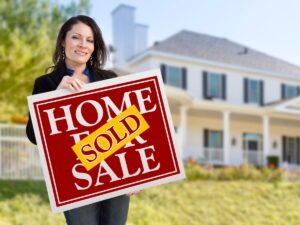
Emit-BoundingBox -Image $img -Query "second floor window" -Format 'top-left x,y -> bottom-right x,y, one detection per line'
203,71 -> 226,100
160,64 -> 187,89
244,78 -> 264,105
282,84 -> 299,99
166,66 -> 182,88
248,80 -> 259,103
208,73 -> 222,98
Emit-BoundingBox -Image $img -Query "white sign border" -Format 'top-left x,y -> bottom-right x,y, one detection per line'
28,68 -> 185,213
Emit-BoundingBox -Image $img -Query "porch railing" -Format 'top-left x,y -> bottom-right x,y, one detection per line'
0,124 -> 43,180
190,147 -> 265,166
243,150 -> 264,166
203,147 -> 223,165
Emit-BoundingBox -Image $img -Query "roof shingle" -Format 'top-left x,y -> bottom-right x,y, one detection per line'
148,30 -> 300,79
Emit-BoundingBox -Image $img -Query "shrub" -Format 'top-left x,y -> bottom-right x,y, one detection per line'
185,162 -> 283,182
267,155 -> 279,169
283,169 -> 300,182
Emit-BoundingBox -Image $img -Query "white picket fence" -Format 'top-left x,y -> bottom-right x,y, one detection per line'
0,123 -> 43,180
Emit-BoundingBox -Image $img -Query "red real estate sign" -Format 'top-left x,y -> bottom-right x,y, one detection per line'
28,69 -> 185,212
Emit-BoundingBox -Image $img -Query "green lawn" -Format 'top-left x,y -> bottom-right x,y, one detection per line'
1,180 -> 300,225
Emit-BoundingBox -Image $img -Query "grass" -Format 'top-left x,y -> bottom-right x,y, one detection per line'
1,179 -> 300,225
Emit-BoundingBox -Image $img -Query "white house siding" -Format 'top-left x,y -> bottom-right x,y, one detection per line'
129,56 -> 204,99
184,112 -> 224,160
227,72 -> 244,105
127,54 -> 300,168
127,58 -> 153,74
186,67 -> 202,99
129,56 -> 300,106
265,79 -> 281,104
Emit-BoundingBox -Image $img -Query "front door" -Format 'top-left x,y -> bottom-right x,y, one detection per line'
243,133 -> 263,165
245,139 -> 258,151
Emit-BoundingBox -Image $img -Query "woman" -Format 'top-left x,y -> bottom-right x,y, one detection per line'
26,15 -> 130,225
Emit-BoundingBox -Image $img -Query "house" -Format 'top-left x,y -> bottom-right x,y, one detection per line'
111,5 -> 300,169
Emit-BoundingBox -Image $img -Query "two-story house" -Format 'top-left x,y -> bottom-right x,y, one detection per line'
111,5 -> 300,169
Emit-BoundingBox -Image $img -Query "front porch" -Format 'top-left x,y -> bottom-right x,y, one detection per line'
166,86 -> 300,169
195,147 -> 264,166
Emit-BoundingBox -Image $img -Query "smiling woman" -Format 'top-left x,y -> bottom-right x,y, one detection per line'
63,23 -> 95,73
58,22 -> 95,88
26,15 -> 129,225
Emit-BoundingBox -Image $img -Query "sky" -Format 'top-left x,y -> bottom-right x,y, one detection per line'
60,0 -> 300,67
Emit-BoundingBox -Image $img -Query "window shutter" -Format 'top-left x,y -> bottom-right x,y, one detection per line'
297,138 -> 300,165
281,84 -> 285,99
260,80 -> 264,106
222,74 -> 226,100
221,131 -> 224,148
244,78 -> 248,103
204,129 -> 209,147
282,136 -> 287,162
160,64 -> 166,83
203,71 -> 208,99
182,67 -> 187,90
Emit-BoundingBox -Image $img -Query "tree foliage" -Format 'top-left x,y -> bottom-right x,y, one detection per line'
0,0 -> 90,122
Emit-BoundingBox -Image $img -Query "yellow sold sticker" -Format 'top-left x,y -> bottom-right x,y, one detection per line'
72,105 -> 150,171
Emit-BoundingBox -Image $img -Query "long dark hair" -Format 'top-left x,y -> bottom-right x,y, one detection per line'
52,15 -> 108,71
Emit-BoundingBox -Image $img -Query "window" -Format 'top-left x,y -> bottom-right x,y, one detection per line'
208,73 -> 222,98
204,129 -> 223,148
244,78 -> 263,105
282,84 -> 298,99
248,80 -> 259,103
166,66 -> 182,88
209,130 -> 222,148
160,64 -> 187,89
203,71 -> 226,100
283,136 -> 300,165
203,129 -> 223,162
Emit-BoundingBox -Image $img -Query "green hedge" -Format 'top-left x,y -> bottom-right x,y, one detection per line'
185,162 -> 284,182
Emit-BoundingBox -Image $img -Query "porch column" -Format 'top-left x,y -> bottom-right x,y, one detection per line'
263,115 -> 270,166
179,106 -> 188,159
223,111 -> 230,165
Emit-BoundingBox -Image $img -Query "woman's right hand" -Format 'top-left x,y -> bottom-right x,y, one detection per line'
57,75 -> 85,92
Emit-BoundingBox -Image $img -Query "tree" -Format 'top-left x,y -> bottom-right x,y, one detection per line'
0,0 -> 90,122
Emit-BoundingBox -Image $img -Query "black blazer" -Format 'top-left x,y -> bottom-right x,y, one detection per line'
26,65 -> 117,144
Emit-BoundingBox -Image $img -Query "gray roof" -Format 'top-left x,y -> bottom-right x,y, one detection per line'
148,30 -> 300,79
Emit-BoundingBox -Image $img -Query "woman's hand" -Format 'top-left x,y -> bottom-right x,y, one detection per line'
57,75 -> 85,92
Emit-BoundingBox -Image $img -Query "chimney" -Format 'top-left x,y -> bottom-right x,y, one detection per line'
111,4 -> 148,69
134,23 -> 148,55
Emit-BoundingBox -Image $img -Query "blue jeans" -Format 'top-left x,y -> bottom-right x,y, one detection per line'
64,195 -> 130,225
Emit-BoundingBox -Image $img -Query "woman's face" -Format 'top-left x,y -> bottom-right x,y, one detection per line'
63,22 -> 95,68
